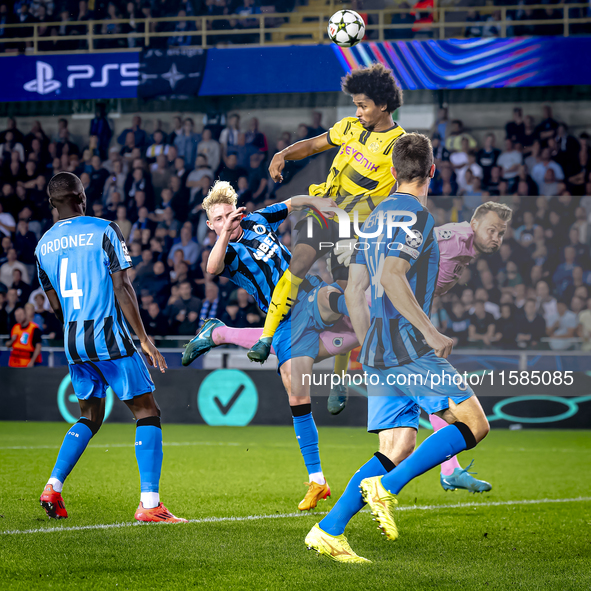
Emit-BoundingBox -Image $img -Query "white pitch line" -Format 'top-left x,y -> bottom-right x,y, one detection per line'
0,441 -> 241,450
2,496 -> 590,536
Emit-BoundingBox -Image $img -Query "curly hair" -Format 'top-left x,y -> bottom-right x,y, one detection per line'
341,63 -> 403,114
202,180 -> 237,219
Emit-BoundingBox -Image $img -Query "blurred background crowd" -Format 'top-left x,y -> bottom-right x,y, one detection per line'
1,102 -> 591,352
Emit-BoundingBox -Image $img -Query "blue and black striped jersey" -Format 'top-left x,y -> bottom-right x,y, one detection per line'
355,193 -> 439,368
222,203 -> 290,314
35,216 -> 137,365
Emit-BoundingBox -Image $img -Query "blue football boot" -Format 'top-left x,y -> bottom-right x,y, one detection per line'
440,460 -> 492,493
327,384 -> 348,415
247,337 -> 273,364
182,318 -> 225,366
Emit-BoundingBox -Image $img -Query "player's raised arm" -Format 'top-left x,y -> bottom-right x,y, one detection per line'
269,133 -> 333,183
111,269 -> 167,373
207,206 -> 245,275
283,195 -> 337,214
381,257 -> 452,358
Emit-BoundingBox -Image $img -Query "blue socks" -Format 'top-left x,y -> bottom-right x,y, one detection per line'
291,405 -> 322,477
320,454 -> 393,536
50,418 -> 97,483
135,417 -> 163,493
381,424 -> 471,495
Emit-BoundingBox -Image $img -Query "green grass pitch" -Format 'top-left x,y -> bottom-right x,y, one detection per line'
1,422 -> 590,590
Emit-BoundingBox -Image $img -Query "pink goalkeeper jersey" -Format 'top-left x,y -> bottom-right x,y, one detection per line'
434,222 -> 478,297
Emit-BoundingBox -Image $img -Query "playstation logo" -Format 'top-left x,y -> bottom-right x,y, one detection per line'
23,61 -> 61,95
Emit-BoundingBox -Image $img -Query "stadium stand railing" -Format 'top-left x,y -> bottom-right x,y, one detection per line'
0,3 -> 590,54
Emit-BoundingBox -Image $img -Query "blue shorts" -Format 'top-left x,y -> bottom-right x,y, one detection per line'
273,275 -> 331,370
69,353 -> 155,401
364,352 -> 474,433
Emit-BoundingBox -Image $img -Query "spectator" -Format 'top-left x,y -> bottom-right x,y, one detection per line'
505,107 -> 525,145
219,114 -> 240,156
168,116 -> 183,145
497,139 -> 522,192
113,205 -> 132,241
444,120 -> 477,152
144,301 -> 169,336
0,248 -> 28,287
535,280 -> 558,323
167,280 -> 202,335
168,225 -> 199,267
6,306 -> 42,367
445,301 -> 470,347
199,281 -> 223,325
118,115 -> 147,148
139,260 -> 170,309
89,103 -> 112,160
169,10 -> 196,46
535,105 -> 559,146
477,133 -> 501,185
531,147 -> 564,193
246,117 -> 268,156
546,299 -> 578,351
468,299 -> 496,346
196,129 -> 220,173
0,201 -> 16,237
219,153 -> 247,190
1,131 -> 25,162
174,118 -> 200,167
492,303 -> 518,348
86,155 -> 110,204
515,298 -> 547,348
431,133 -> 449,164
146,130 -> 170,161
186,155 -> 213,198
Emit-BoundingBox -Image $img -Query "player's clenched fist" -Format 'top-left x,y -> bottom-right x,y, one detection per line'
424,329 -> 454,359
269,153 -> 286,183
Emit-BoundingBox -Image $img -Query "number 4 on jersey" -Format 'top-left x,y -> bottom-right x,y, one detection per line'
60,258 -> 83,309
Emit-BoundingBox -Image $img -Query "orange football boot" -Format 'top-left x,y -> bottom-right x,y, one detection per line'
39,484 -> 68,519
134,502 -> 188,523
298,481 -> 331,511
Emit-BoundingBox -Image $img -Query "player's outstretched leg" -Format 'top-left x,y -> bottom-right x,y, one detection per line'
126,394 -> 187,523
429,414 -> 492,493
40,416 -> 100,519
361,398 -> 489,538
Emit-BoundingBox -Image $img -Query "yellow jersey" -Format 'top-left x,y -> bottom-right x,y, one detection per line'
309,117 -> 406,222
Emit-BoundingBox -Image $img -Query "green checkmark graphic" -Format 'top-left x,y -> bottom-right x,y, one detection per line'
197,369 -> 258,426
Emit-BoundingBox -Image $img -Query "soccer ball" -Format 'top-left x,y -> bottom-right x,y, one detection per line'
327,10 -> 365,48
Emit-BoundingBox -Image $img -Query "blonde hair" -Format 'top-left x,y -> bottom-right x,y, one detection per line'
202,180 -> 238,219
472,201 -> 513,223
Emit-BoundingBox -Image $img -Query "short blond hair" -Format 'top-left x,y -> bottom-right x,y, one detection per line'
472,201 -> 513,223
202,180 -> 237,219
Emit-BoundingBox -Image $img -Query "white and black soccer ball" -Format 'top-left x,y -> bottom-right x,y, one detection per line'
406,230 -> 423,249
327,9 -> 365,48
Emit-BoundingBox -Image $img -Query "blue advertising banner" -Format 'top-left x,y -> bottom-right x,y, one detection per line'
1,36 -> 591,102
0,53 -> 139,102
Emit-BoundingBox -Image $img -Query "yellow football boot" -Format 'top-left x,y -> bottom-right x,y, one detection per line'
359,476 -> 399,541
305,524 -> 371,564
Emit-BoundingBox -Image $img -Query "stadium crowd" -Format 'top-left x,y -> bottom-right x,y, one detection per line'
1,0 -> 589,53
1,105 -> 591,353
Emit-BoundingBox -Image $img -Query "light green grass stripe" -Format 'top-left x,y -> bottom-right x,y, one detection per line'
0,441 -> 241,450
3,496 -> 590,536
